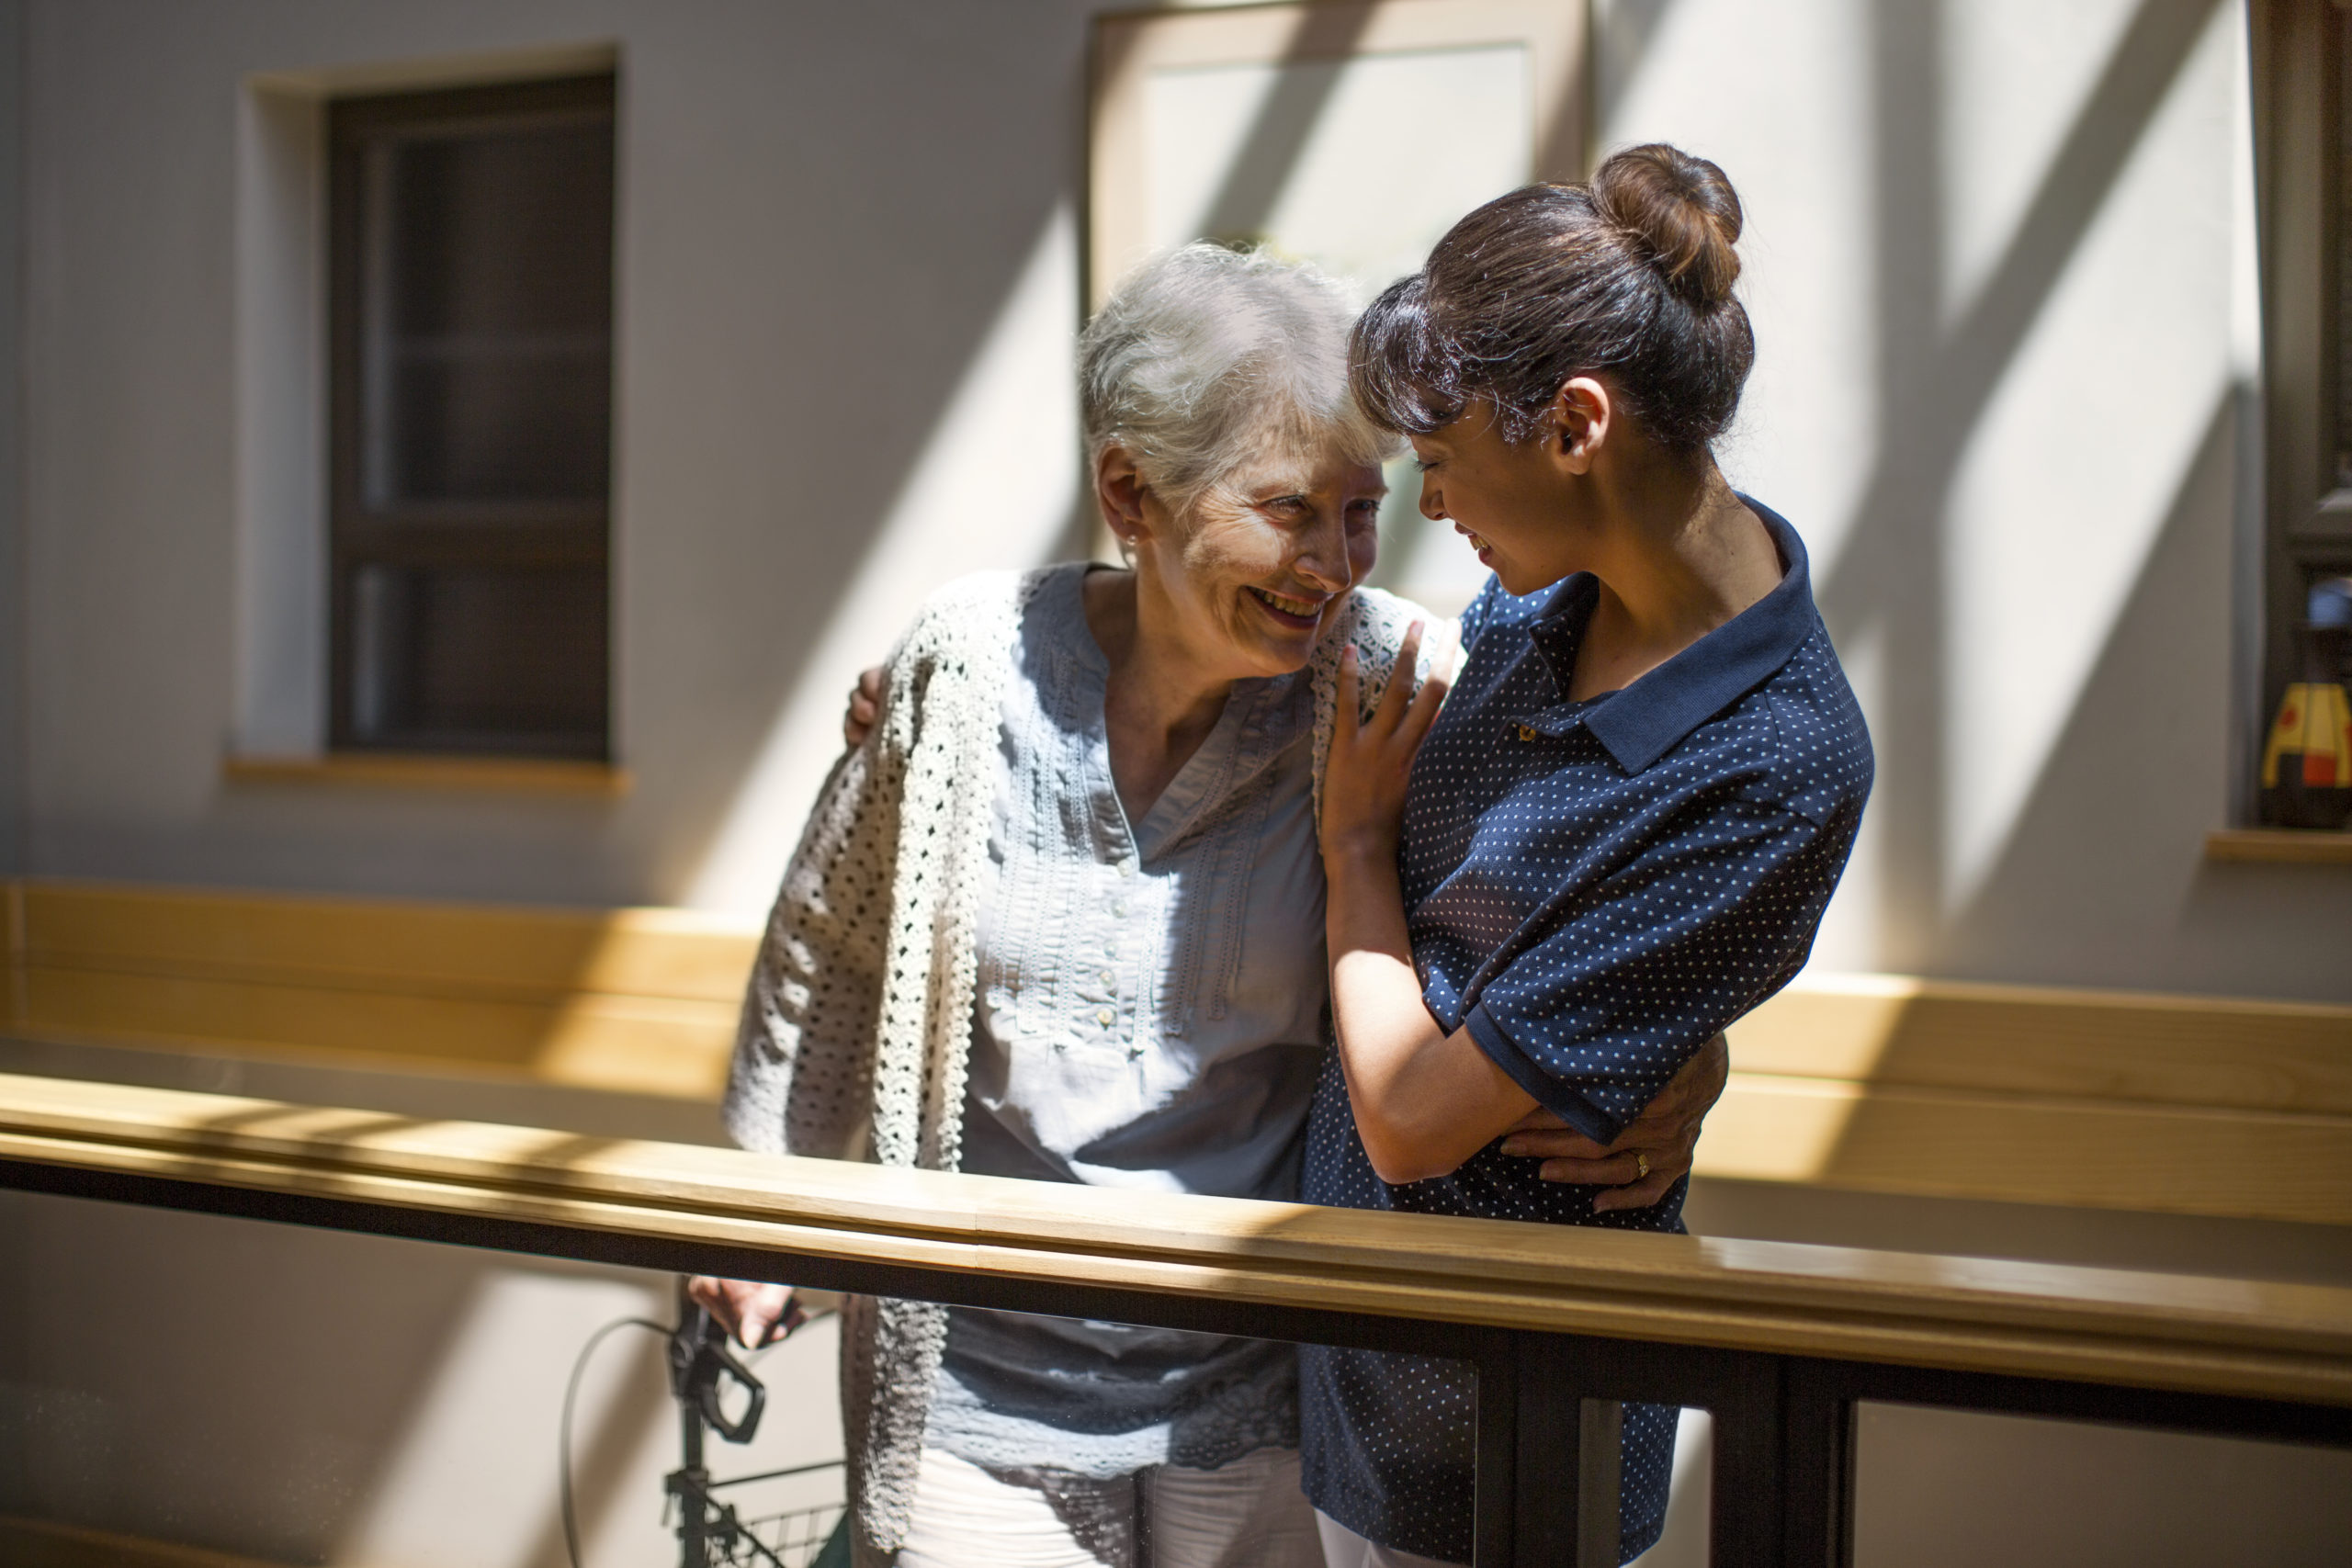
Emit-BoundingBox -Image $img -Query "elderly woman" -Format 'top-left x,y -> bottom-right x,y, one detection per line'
695,244 -> 1726,1568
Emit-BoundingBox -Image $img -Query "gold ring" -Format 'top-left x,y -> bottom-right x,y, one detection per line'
1635,1152 -> 1650,1180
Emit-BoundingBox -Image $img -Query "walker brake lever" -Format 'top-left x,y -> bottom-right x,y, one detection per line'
668,1299 -> 767,1444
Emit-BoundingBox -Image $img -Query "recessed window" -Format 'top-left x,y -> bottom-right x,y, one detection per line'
2254,4 -> 2352,822
2337,17 -> 2352,501
328,73 -> 615,760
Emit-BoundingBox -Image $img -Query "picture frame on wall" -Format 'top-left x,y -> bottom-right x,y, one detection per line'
1089,0 -> 1589,306
1085,0 -> 1590,607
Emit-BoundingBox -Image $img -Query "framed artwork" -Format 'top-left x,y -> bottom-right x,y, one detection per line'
1088,0 -> 1589,608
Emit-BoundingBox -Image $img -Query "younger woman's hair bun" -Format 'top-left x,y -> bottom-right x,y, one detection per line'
1591,142 -> 1744,309
1350,142 -> 1755,454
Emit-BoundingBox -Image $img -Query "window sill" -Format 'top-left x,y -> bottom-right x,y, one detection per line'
2204,828 -> 2352,865
225,753 -> 631,796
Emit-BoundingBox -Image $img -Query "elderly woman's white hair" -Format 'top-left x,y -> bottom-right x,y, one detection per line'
1080,243 -> 1401,520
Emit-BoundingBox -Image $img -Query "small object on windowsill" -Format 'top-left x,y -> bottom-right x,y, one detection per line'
2205,827 -> 2352,864
224,752 -> 631,795
2259,591 -> 2351,828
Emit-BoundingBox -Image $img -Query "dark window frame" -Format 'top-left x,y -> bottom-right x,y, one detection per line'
2252,2 -> 2352,820
325,73 -> 616,761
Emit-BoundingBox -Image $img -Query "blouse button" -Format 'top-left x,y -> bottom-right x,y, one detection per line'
1095,1007 -> 1115,1028
1101,969 -> 1117,987
1518,725 -> 1538,741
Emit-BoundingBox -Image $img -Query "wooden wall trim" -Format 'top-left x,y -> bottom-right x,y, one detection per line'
4,878 -> 2346,1224
2,1071 -> 2347,1405
12,878 -> 757,1001
4,878 -> 756,1099
1731,972 -> 2352,1115
1702,1074 -> 2352,1226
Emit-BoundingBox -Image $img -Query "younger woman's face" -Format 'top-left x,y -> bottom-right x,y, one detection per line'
1147,447 -> 1385,679
1408,406 -> 1575,597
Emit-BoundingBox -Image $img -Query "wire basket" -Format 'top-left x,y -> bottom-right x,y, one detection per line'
731,1497 -> 847,1568
693,1457 -> 848,1568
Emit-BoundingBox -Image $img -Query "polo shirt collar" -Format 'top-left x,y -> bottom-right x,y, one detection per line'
1525,498 -> 1818,773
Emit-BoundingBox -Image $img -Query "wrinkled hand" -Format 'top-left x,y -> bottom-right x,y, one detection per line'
1320,623 -> 1450,865
842,666 -> 885,750
1498,1032 -> 1729,1213
686,1276 -> 804,1350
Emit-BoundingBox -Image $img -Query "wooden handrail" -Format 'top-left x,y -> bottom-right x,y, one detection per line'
2,1070 -> 2347,1408
10,877 -> 2346,1226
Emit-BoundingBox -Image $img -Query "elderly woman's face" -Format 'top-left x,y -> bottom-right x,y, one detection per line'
1153,449 -> 1385,677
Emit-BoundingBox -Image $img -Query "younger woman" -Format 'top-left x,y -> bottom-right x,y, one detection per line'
1306,145 -> 1875,1566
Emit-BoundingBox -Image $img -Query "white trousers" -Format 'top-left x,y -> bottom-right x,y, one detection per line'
894,1444 -> 1326,1568
1313,1508 -> 1466,1568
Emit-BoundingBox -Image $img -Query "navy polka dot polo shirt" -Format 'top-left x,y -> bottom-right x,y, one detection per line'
1300,501 -> 1873,1564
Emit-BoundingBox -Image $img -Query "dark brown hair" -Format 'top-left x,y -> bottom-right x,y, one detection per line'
1350,143 -> 1754,454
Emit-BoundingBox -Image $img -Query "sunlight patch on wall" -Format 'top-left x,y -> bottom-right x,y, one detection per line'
1598,0 -> 1881,572
1936,0 -> 2143,333
334,1270 -> 663,1568
1940,5 -> 2238,908
1702,974 -> 1919,1185
1693,1074 -> 1871,1184
1144,45 -> 1528,293
684,207 -> 1082,916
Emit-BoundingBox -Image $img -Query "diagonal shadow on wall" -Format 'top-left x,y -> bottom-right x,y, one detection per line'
1937,390 -> 2352,1004
1820,0 -> 2224,967
1191,2 -> 1376,248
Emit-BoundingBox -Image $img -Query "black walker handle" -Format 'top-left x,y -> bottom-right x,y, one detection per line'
668,1294 -> 767,1445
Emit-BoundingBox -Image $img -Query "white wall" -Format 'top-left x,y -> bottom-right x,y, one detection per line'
10,0 -> 2346,998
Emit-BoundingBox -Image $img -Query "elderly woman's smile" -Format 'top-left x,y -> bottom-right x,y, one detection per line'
1154,453 -> 1386,676
1248,587 -> 1324,622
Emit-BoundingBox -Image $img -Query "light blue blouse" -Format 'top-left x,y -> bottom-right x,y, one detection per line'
927,562 -> 1327,1477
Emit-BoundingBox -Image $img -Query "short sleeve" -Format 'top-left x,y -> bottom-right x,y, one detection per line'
1459,795 -> 1856,1142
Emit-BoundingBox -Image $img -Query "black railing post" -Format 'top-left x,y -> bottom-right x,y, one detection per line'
1572,1397 -> 1623,1567
1496,1331 -> 1623,1567
1781,1359 -> 1858,1568
1515,1332 -> 1580,1563
1708,1353 -> 1788,1568
1474,1331 -> 1521,1566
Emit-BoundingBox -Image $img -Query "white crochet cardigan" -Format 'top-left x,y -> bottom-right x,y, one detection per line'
721,566 -> 1438,1564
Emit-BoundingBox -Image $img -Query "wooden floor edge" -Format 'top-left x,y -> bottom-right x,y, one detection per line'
222,751 -> 633,795
0,1516 -> 281,1568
